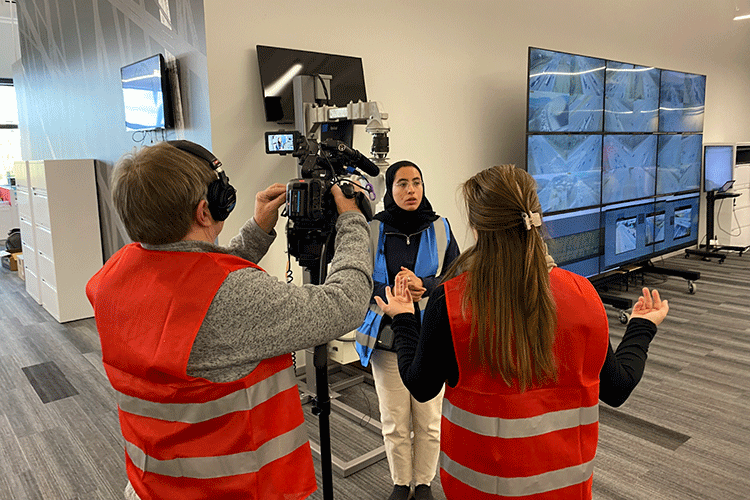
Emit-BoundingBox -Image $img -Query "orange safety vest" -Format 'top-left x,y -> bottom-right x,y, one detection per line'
86,243 -> 316,500
441,267 -> 609,500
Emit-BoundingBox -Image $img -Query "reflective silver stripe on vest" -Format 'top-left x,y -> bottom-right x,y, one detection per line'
443,398 -> 598,438
125,424 -> 309,479
115,366 -> 297,424
432,217 -> 448,276
441,451 -> 595,497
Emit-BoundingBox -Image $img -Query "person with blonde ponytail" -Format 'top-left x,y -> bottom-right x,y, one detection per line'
376,165 -> 669,500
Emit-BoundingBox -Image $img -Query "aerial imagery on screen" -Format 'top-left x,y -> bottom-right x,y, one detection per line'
602,134 -> 657,204
604,61 -> 660,133
615,215 -> 637,254
673,206 -> 693,239
659,71 -> 706,133
527,134 -> 602,213
645,212 -> 666,245
528,48 -> 605,133
656,134 -> 702,195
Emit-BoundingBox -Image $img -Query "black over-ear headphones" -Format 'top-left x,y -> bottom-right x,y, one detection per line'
167,140 -> 237,221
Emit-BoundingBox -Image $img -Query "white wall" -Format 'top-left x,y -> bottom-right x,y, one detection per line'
204,0 -> 750,279
0,1 -> 20,79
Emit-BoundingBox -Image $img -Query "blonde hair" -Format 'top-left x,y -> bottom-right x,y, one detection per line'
111,142 -> 217,244
444,165 -> 557,391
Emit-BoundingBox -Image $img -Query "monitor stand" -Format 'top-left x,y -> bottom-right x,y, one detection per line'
685,191 -> 747,263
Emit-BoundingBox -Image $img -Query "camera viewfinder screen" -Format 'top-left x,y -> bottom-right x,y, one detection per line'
659,71 -> 706,133
673,206 -> 692,239
528,48 -> 605,133
657,134 -> 702,195
602,134 -> 657,204
527,134 -> 602,214
615,216 -> 637,254
604,62 -> 660,133
267,133 -> 295,153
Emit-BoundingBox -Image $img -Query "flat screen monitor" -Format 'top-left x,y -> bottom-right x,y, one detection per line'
658,70 -> 706,133
527,134 -> 602,214
527,48 -> 605,133
601,194 -> 699,271
656,134 -> 702,195
121,54 -> 173,131
604,61 -> 660,133
703,144 -> 734,192
257,45 -> 367,124
601,134 -> 657,204
544,208 -> 602,278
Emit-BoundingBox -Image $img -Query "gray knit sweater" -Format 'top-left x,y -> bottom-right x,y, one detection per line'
142,212 -> 373,383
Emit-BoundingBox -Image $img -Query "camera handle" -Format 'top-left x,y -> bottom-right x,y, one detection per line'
340,182 -> 374,221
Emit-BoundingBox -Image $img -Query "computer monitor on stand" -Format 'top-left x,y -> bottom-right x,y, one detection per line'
685,145 -> 747,262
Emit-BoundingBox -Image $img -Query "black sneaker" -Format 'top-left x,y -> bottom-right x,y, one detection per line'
414,484 -> 435,500
387,484 -> 411,500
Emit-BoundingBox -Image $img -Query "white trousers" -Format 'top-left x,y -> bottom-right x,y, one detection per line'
371,349 -> 445,487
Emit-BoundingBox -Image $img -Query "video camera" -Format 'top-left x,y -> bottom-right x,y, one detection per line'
265,131 -> 376,269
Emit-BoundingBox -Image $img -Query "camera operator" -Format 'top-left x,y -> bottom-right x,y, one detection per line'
85,141 -> 373,500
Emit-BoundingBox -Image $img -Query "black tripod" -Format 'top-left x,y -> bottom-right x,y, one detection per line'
301,241 -> 335,500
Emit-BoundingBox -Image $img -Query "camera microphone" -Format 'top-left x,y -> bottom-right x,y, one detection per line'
321,139 -> 381,177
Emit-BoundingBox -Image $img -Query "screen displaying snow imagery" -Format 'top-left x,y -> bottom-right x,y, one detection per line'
604,61 -> 660,133
602,134 -> 657,204
657,134 -> 702,195
527,134 -> 602,213
528,49 -> 605,133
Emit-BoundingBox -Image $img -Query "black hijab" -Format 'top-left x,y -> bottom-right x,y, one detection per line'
373,160 -> 439,234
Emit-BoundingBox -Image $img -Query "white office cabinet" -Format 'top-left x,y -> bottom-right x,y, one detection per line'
13,160 -> 41,304
29,159 -> 103,322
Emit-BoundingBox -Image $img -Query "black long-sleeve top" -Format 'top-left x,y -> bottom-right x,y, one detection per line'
372,219 -> 461,301
371,219 -> 460,333
393,284 -> 657,407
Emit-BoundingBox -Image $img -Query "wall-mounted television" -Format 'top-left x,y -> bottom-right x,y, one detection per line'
120,54 -> 173,131
656,133 -> 702,195
703,144 -> 735,192
256,45 -> 367,124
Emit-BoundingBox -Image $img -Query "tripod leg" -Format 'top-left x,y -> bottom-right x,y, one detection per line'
313,343 -> 334,500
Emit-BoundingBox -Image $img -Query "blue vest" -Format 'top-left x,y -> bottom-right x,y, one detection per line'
355,218 -> 450,366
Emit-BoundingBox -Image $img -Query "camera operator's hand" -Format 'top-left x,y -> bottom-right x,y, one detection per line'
331,182 -> 361,215
375,275 -> 415,317
255,183 -> 287,234
397,266 -> 426,302
630,287 -> 669,326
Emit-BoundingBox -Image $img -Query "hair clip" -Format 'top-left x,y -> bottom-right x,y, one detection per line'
521,211 -> 542,230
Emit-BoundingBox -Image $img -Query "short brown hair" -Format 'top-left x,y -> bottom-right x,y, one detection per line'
111,142 -> 217,244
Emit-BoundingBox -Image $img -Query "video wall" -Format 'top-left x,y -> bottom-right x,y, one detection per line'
526,48 -> 705,277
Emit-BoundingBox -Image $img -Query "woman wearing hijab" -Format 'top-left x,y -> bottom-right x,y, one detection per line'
355,161 -> 460,500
